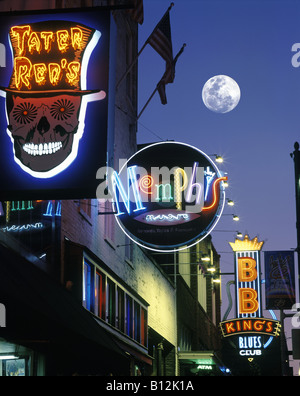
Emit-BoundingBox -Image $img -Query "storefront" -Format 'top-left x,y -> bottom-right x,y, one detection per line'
0,242 -> 129,376
0,339 -> 45,376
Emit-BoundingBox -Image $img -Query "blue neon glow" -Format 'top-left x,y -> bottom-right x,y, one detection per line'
112,166 -> 146,216
204,166 -> 216,201
185,162 -> 203,204
43,201 -> 62,217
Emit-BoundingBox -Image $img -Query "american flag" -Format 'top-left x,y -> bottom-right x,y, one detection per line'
157,44 -> 186,105
147,9 -> 173,68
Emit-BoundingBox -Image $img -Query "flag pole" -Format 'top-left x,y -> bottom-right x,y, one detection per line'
137,42 -> 186,119
116,41 -> 148,91
137,86 -> 158,120
116,2 -> 175,91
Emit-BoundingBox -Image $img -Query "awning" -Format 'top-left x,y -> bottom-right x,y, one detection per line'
178,351 -> 216,366
178,351 -> 226,375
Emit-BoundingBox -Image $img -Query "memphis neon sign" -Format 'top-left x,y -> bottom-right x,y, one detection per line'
112,164 -> 227,217
110,142 -> 227,252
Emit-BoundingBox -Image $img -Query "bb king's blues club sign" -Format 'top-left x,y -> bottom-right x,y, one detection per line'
219,235 -> 281,360
111,141 -> 228,252
0,9 -> 110,200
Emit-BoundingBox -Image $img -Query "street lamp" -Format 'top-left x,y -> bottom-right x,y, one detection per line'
209,154 -> 224,163
213,230 -> 243,238
201,255 -> 210,262
227,199 -> 234,206
222,214 -> 240,221
207,267 -> 216,273
212,278 -> 221,284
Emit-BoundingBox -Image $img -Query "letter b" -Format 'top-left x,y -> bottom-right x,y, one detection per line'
239,288 -> 259,314
238,257 -> 257,282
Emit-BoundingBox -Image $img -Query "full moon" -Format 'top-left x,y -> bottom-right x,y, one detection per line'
202,75 -> 241,114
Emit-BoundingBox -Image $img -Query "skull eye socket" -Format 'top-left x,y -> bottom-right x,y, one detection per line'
12,102 -> 38,124
50,99 -> 75,121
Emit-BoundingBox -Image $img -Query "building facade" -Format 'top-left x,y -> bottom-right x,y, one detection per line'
0,0 -> 223,376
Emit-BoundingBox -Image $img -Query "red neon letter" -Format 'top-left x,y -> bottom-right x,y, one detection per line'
14,57 -> 32,90
57,30 -> 70,53
11,25 -> 31,56
238,257 -> 257,282
40,31 -> 55,53
225,322 -> 236,334
239,288 -> 259,314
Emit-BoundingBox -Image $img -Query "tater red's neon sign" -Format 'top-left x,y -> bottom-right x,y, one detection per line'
10,25 -> 87,90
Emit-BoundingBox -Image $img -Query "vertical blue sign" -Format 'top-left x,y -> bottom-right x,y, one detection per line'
264,251 -> 296,310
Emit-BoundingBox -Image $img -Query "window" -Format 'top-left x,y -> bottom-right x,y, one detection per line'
106,279 -> 116,326
116,287 -> 125,333
3,358 -> 27,376
83,260 -> 93,311
134,301 -> 141,343
82,256 -> 148,347
125,235 -> 133,263
104,200 -> 115,243
179,325 -> 192,352
95,271 -> 106,320
80,199 -> 91,217
141,308 -> 148,347
126,295 -> 133,338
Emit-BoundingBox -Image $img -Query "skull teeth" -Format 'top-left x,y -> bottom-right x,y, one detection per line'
23,142 -> 63,156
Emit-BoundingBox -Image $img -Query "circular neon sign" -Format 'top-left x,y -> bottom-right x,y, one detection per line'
112,141 -> 227,252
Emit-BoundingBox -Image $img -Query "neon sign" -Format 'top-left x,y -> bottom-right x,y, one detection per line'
230,235 -> 264,317
10,201 -> 34,211
1,222 -> 43,232
146,213 -> 190,223
43,201 -> 61,217
219,318 -> 281,338
10,24 -> 88,90
0,20 -> 106,179
0,10 -> 110,201
239,336 -> 262,357
219,235 -> 281,360
111,142 -> 227,252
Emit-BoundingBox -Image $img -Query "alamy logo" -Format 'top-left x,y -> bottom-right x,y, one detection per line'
0,303 -> 6,327
0,43 -> 5,67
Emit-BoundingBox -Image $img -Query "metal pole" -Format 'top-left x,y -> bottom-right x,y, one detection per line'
291,142 -> 300,299
174,251 -> 178,376
137,86 -> 158,120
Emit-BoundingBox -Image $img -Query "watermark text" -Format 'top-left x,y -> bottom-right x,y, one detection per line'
0,43 -> 5,67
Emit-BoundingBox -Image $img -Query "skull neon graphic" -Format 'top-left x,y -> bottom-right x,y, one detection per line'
1,20 -> 106,178
6,94 -> 82,173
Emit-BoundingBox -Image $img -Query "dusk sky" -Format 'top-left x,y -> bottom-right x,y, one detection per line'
137,0 -> 299,275
137,0 -> 300,372
0,0 -> 298,374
